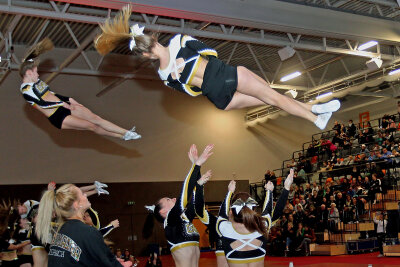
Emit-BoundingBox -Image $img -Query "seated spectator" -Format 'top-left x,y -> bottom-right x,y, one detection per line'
328,203 -> 340,232
284,222 -> 296,255
295,223 -> 312,256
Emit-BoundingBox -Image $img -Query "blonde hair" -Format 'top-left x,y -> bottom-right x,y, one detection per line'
35,184 -> 78,244
94,4 -> 157,55
19,38 -> 53,77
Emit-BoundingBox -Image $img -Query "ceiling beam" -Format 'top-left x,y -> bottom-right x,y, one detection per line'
0,14 -> 22,53
0,4 -> 395,60
44,29 -> 99,84
55,0 -> 400,43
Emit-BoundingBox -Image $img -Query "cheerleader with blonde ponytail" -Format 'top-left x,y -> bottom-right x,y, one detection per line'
36,184 -> 122,266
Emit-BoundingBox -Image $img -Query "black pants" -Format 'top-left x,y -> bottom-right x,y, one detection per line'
377,233 -> 385,254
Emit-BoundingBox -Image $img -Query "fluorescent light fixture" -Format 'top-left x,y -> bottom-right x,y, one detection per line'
316,91 -> 332,100
389,68 -> 400,75
358,41 -> 378,51
285,89 -> 298,98
280,71 -> 301,82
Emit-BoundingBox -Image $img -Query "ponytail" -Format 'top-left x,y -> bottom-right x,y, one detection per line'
35,189 -> 56,244
36,184 -> 78,244
19,38 -> 54,77
231,192 -> 268,236
95,4 -> 157,56
142,202 -> 163,239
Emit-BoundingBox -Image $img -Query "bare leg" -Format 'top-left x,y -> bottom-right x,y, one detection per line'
80,185 -> 98,197
248,71 -> 312,111
232,66 -> 317,123
224,92 -> 265,110
68,101 -> 128,135
20,263 -> 32,267
32,249 -> 47,267
61,115 -> 123,139
216,255 -> 229,267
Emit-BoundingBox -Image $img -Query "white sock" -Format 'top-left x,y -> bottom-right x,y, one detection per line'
314,112 -> 332,130
312,100 -> 340,114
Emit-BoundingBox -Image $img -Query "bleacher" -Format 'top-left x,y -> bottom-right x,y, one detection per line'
250,113 -> 400,256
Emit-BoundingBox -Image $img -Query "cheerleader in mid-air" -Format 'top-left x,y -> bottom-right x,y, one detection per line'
95,5 -> 340,130
19,38 -> 141,141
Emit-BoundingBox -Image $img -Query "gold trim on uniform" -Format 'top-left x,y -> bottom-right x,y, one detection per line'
227,255 -> 264,264
170,241 -> 199,253
215,251 -> 225,256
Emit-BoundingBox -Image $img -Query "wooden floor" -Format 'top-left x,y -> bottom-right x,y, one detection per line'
136,251 -> 400,267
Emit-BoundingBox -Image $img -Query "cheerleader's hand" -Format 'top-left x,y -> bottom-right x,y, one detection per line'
110,219 -> 119,229
265,181 -> 274,192
48,181 -> 56,191
188,144 -> 198,164
228,180 -> 236,193
284,168 -> 294,191
198,170 -> 212,186
196,144 -> 214,166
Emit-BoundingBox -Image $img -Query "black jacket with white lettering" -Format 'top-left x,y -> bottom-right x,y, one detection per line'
48,219 -> 122,267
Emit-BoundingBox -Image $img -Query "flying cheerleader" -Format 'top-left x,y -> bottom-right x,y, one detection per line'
19,38 -> 141,141
94,5 -> 340,130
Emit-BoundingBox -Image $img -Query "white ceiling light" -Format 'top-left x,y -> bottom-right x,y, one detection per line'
389,68 -> 400,75
278,46 -> 296,61
316,91 -> 332,100
358,41 -> 378,51
284,89 -> 298,98
280,71 -> 301,82
366,57 -> 383,70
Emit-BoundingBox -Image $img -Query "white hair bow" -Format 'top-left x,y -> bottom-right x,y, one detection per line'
145,205 -> 155,212
231,198 -> 258,214
129,24 -> 145,51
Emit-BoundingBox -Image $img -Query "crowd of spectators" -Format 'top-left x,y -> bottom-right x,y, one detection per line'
264,113 -> 400,257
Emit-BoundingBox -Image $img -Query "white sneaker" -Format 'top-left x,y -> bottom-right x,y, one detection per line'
97,188 -> 109,195
314,112 -> 332,130
377,254 -> 384,257
312,100 -> 341,114
95,181 -> 108,188
123,130 -> 141,140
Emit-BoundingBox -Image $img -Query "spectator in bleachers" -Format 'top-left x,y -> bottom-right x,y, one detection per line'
317,204 -> 329,231
347,119 -> 357,137
304,183 -> 312,195
332,120 -> 341,132
359,144 -> 370,157
381,147 -> 393,164
328,203 -> 340,232
375,132 -> 384,146
284,222 -> 295,256
369,173 -> 382,204
295,222 -> 312,256
305,205 -> 317,228
381,114 -> 390,129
